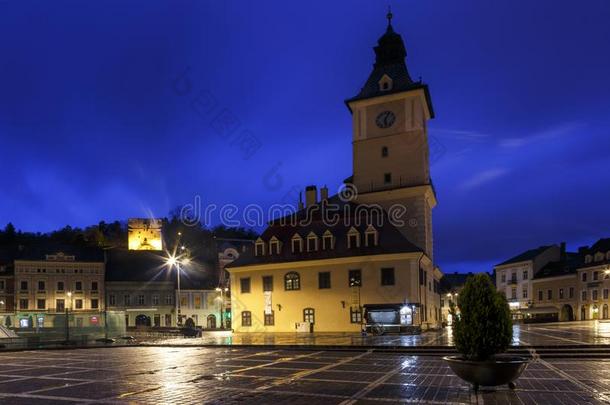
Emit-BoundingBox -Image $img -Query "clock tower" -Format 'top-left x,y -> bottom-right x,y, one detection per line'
347,11 -> 436,260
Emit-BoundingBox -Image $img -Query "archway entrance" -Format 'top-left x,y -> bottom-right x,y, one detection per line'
207,314 -> 217,329
592,305 -> 599,320
135,314 -> 151,327
560,304 -> 574,322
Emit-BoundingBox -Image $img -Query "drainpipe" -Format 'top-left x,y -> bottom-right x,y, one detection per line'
418,253 -> 424,328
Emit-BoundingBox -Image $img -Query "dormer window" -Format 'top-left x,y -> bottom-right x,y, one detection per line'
585,255 -> 593,264
306,232 -> 318,252
322,230 -> 335,250
364,225 -> 378,247
291,234 -> 303,253
378,74 -> 393,92
595,252 -> 605,262
269,237 -> 281,255
255,238 -> 265,256
347,227 -> 360,249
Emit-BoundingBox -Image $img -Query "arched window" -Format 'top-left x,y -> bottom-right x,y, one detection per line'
255,238 -> 265,256
291,234 -> 303,253
322,230 -> 334,250
347,227 -> 360,249
306,232 -> 318,252
303,307 -> 315,323
284,272 -> 300,291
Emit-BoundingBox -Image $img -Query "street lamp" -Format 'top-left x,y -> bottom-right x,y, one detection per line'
215,287 -> 229,329
167,255 -> 190,327
65,291 -> 73,343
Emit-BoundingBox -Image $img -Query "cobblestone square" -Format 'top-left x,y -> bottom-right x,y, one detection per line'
1,346 -> 609,404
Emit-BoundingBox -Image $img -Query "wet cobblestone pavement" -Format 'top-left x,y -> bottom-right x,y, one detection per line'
1,346 -> 610,404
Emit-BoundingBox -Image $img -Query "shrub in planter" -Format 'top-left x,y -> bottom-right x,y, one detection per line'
445,273 -> 527,390
450,273 -> 512,360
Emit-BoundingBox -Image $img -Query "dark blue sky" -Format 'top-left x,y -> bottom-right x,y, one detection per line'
1,1 -> 610,273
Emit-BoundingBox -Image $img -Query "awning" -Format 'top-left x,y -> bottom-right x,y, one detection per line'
522,306 -> 559,315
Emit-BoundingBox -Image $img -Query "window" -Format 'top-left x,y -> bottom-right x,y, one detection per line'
240,277 -> 251,294
547,289 -> 552,300
569,287 -> 574,299
269,237 -> 280,255
262,276 -> 273,292
511,288 -> 517,299
109,294 -> 116,306
582,272 -> 587,282
19,299 -> 28,309
347,227 -> 360,249
384,173 -> 392,184
349,269 -> 362,287
559,288 -> 564,299
20,280 -> 28,291
255,239 -> 265,256
56,299 -> 65,312
152,295 -> 159,305
350,307 -> 362,323
582,290 -> 587,301
124,295 -> 131,306
522,288 -> 528,299
593,290 -> 599,301
57,281 -> 64,291
37,299 -> 45,310
137,295 -> 145,305
538,290 -> 543,301
264,310 -> 275,326
594,271 -> 599,281
241,311 -> 252,327
511,273 -> 517,283
91,281 -> 98,291
75,299 -> 83,309
604,289 -> 609,300
523,270 -> 528,280
381,146 -> 388,157
318,272 -> 331,289
75,281 -> 82,291
303,308 -> 315,323
440,299 -> 445,308
284,272 -> 300,290
38,281 -> 45,291
193,295 -> 201,309
0,280 -> 4,290
381,268 -> 395,286
165,294 -> 173,305
91,299 -> 99,309
291,234 -> 303,253
501,273 -> 506,283
165,314 -> 172,327
364,226 -> 378,247
307,233 -> 318,252
322,231 -> 334,250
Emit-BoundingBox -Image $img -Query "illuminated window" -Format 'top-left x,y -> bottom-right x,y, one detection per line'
264,310 -> 274,326
303,308 -> 315,323
241,311 -> 252,327
349,269 -> 362,287
350,307 -> 362,323
284,272 -> 300,291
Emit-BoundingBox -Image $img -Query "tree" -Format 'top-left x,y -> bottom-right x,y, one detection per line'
450,273 -> 513,361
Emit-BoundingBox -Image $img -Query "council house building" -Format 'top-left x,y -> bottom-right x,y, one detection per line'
227,13 -> 442,333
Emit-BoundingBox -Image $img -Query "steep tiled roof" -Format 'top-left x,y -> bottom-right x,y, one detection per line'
534,253 -> 581,279
496,245 -> 554,266
227,196 -> 422,269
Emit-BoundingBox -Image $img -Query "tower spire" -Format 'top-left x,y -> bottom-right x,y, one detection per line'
386,6 -> 393,28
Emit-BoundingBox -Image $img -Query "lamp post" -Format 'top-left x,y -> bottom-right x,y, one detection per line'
215,287 -> 228,329
65,291 -> 72,343
167,255 -> 190,327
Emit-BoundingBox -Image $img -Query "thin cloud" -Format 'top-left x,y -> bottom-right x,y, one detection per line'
459,168 -> 510,191
499,122 -> 582,148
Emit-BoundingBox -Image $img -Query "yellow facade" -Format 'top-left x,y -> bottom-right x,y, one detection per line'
229,253 -> 440,332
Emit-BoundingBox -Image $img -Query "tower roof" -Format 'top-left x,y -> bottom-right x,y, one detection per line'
346,11 -> 433,117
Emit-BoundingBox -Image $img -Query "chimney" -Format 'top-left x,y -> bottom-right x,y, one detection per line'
320,185 -> 329,201
305,185 -> 317,207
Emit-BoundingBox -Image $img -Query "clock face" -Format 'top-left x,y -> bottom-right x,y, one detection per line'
375,110 -> 396,129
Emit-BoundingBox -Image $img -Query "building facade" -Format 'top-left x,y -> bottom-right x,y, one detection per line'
227,15 -> 442,333
13,251 -> 105,328
577,238 -> 610,320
